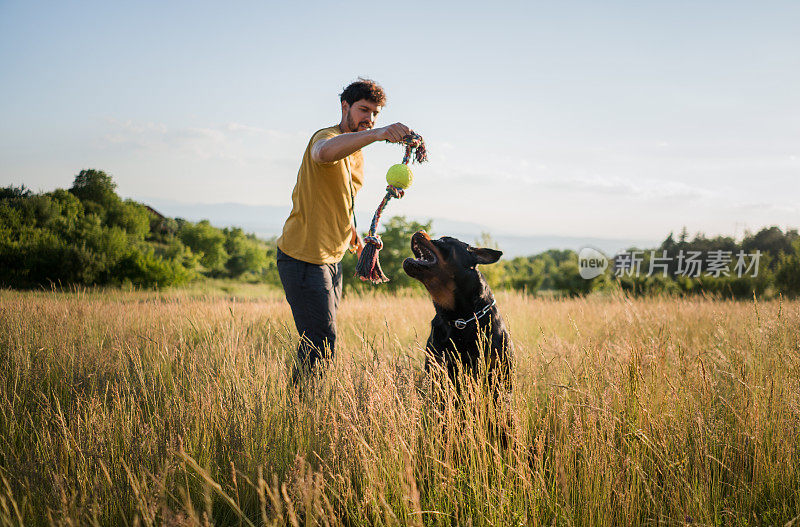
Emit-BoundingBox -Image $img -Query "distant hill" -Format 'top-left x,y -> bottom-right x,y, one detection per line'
140,197 -> 660,257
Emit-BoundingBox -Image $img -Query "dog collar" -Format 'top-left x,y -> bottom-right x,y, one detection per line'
451,299 -> 497,330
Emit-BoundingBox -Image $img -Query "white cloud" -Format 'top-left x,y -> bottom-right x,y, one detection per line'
100,119 -> 307,166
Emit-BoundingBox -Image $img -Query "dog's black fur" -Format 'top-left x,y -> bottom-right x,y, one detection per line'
402,231 -> 513,391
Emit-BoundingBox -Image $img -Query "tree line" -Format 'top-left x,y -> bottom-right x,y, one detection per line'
2,170 -> 798,298
0,170 -> 277,288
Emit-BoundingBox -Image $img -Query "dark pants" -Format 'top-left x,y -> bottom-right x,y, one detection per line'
276,248 -> 343,380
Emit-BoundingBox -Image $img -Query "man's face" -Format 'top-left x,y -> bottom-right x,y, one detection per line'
342,99 -> 381,133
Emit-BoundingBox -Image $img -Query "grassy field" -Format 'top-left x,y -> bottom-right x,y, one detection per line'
0,288 -> 798,526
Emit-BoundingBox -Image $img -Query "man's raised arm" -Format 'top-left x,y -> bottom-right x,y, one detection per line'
311,123 -> 411,164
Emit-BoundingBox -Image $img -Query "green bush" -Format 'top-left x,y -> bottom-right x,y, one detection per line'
775,239 -> 800,298
223,227 -> 268,278
552,259 -> 595,297
107,200 -> 151,239
114,249 -> 193,288
178,220 -> 228,273
499,256 -> 545,293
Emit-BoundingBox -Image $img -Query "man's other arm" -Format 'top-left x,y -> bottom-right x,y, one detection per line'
311,123 -> 411,164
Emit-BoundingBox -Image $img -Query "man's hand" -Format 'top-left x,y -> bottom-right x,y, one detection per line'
350,225 -> 364,258
375,123 -> 412,143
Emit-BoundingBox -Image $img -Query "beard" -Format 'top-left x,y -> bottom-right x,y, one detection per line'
346,110 -> 372,132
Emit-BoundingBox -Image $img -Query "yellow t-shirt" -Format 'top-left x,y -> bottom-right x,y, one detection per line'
277,126 -> 364,264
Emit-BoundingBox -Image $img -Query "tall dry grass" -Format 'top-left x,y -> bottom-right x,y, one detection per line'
0,288 -> 798,525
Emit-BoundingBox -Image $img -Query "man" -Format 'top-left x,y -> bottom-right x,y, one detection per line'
276,78 -> 411,381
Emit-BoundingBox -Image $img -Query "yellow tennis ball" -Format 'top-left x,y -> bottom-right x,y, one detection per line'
386,164 -> 413,189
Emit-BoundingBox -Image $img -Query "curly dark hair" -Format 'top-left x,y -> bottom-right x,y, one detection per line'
339,78 -> 387,107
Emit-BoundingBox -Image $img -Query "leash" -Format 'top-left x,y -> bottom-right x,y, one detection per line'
354,133 -> 427,283
451,299 -> 497,330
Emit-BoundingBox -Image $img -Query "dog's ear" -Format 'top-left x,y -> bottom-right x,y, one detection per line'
468,246 -> 503,265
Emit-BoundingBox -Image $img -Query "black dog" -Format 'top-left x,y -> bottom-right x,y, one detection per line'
402,231 -> 513,392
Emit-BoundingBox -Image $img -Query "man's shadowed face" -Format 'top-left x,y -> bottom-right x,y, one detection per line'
341,99 -> 381,132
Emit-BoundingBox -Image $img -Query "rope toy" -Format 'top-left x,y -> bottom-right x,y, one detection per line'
355,132 -> 428,283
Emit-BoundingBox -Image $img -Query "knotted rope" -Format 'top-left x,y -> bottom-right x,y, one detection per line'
355,133 -> 427,283
401,133 -> 428,164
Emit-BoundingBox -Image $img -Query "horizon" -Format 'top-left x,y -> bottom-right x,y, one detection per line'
2,1 -> 798,240
5,175 -> 794,258
139,195 -> 792,258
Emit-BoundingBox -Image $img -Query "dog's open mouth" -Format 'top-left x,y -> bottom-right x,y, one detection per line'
403,231 -> 438,276
410,235 -> 437,266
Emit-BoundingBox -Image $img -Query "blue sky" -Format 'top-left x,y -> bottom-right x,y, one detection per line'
1,1 -> 798,239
